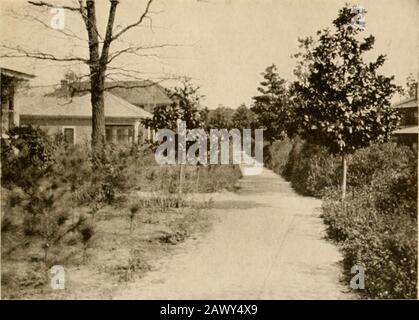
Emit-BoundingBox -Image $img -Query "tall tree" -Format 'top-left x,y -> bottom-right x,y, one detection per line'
251,64 -> 290,143
292,5 -> 400,199
1,0 -> 174,155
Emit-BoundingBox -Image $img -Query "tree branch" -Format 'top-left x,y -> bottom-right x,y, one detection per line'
107,43 -> 181,64
0,44 -> 88,63
99,0 -> 119,66
110,0 -> 154,42
28,0 -> 81,11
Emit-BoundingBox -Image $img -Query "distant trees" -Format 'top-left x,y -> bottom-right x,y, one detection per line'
404,73 -> 418,99
206,106 -> 235,129
291,5 -> 400,199
203,104 -> 256,131
251,64 -> 291,143
231,104 -> 257,130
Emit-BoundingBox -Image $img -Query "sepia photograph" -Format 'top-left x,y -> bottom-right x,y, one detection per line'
0,0 -> 418,305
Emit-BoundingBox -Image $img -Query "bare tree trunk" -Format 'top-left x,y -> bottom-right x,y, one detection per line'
341,153 -> 347,200
85,0 -> 105,154
88,0 -> 119,154
90,71 -> 106,153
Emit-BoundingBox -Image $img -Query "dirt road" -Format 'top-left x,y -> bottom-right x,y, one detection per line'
113,168 -> 355,299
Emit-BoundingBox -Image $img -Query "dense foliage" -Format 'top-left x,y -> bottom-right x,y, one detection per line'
1,125 -> 241,295
267,138 -> 417,299
251,64 -> 291,143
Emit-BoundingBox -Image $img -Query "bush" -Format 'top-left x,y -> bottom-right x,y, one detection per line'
1,125 -> 242,296
1,126 -> 55,191
321,144 -> 417,299
279,136 -> 417,298
282,137 -> 340,197
265,137 -> 293,175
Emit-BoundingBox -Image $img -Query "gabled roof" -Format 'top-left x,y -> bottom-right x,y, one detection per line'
67,80 -> 173,106
0,67 -> 35,80
392,97 -> 418,109
18,90 -> 151,119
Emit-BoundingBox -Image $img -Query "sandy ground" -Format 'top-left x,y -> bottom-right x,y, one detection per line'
112,168 -> 356,299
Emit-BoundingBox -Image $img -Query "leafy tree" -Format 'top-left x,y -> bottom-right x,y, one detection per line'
251,64 -> 290,143
206,106 -> 234,130
143,79 -> 205,131
231,104 -> 257,130
292,5 -> 400,199
1,126 -> 55,191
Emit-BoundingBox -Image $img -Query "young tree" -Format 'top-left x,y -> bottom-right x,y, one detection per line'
1,0 -> 173,155
292,5 -> 400,199
251,64 -> 290,143
142,79 -> 205,131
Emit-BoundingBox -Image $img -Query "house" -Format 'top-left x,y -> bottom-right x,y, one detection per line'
1,67 -> 35,134
17,86 -> 152,145
67,80 -> 173,113
392,97 -> 418,149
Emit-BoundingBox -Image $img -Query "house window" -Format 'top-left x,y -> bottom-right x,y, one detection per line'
63,127 -> 75,145
105,125 -> 134,144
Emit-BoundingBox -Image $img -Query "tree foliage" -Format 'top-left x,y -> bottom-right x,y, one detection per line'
206,106 -> 234,130
142,79 -> 206,131
231,104 -> 257,130
251,64 -> 290,143
291,5 -> 400,155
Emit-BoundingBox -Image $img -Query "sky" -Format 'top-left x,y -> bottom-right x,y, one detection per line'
0,0 -> 418,109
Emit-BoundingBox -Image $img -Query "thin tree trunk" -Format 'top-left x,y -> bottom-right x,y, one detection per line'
341,153 -> 347,200
179,164 -> 185,195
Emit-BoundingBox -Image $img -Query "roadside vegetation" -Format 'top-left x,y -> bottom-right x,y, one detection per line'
1,113 -> 240,299
266,138 -> 417,299
253,5 -> 417,299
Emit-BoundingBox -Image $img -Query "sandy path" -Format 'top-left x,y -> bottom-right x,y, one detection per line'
113,168 -> 355,299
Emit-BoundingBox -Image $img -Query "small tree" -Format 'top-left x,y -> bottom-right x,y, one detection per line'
292,5 -> 400,199
251,64 -> 290,143
142,79 -> 205,131
142,79 -> 205,195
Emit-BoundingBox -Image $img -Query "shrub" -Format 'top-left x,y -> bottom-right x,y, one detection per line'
347,142 -> 414,190
265,137 -> 293,175
283,137 -> 340,197
321,144 -> 417,299
1,126 -> 55,191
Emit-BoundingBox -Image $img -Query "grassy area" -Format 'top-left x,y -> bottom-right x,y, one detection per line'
2,195 -> 214,299
1,126 -> 241,299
